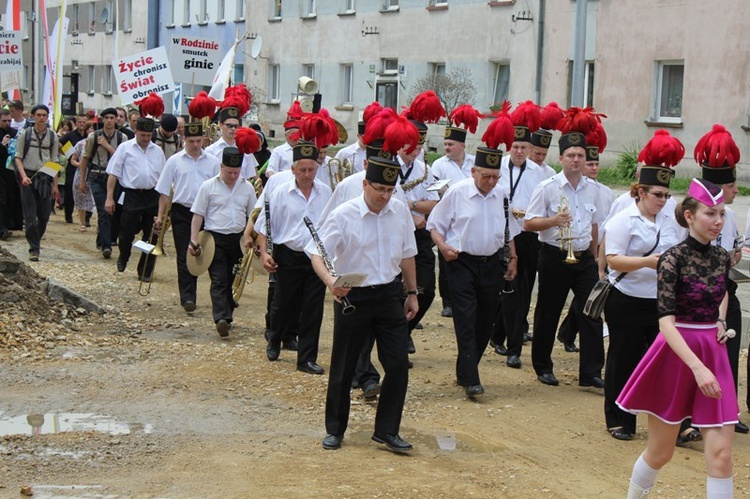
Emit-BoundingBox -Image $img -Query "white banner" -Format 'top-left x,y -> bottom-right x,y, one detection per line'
42,16 -> 69,112
208,38 -> 239,101
0,30 -> 23,73
169,36 -> 223,87
113,47 -> 175,106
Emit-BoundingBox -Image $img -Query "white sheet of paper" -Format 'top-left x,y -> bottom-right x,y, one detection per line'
332,273 -> 368,288
133,240 -> 155,254
427,179 -> 451,192
445,233 -> 462,253
117,192 -> 125,205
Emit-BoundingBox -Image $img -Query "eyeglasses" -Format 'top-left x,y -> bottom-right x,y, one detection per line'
647,191 -> 671,200
366,180 -> 395,195
224,123 -> 239,129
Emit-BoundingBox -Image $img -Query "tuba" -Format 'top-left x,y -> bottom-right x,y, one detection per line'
139,188 -> 173,295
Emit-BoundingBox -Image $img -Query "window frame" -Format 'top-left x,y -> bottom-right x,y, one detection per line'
653,60 -> 684,124
122,0 -> 132,31
341,64 -> 353,105
491,62 -> 510,105
269,64 -> 281,103
87,65 -> 96,94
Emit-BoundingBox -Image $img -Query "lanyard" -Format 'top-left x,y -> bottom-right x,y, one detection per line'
399,164 -> 413,184
508,161 -> 526,202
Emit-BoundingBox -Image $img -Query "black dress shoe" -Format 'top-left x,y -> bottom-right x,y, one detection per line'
216,319 -> 230,338
414,323 -> 424,330
506,355 -> 522,369
408,360 -> 413,369
493,344 -> 508,356
183,301 -> 196,312
464,384 -> 484,398
608,426 -> 633,441
564,342 -> 580,353
523,332 -> 533,342
297,361 -> 325,375
266,343 -> 280,361
580,376 -> 605,389
440,306 -> 453,317
116,259 -> 127,272
735,421 -> 750,434
362,381 -> 381,400
322,434 -> 342,450
283,339 -> 298,351
407,335 -> 416,354
264,329 -> 271,342
537,373 -> 559,386
372,433 -> 413,453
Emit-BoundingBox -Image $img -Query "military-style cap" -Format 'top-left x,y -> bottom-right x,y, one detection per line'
530,129 -> 553,149
409,120 -> 428,145
357,121 -> 366,135
293,141 -> 319,162
100,107 -> 117,117
366,156 -> 400,186
365,139 -> 394,161
136,117 -> 155,132
513,125 -> 531,144
474,146 -> 503,169
184,122 -> 203,137
218,107 -> 240,123
558,132 -> 586,154
444,126 -> 467,144
160,113 -> 178,132
222,146 -> 243,167
585,146 -> 599,163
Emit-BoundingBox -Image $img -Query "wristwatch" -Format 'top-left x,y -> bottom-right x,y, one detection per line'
406,290 -> 418,295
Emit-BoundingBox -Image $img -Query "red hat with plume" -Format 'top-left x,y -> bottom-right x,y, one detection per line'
445,104 -> 484,143
475,101 -> 514,169
637,129 -> 685,187
235,127 -> 262,156
284,101 -> 304,130
358,101 -> 384,135
557,106 -> 606,154
695,124 -> 741,185
362,108 -> 419,159
510,100 -> 541,143
188,91 -> 217,121
220,84 -> 252,118
135,93 -> 164,119
584,123 -> 607,162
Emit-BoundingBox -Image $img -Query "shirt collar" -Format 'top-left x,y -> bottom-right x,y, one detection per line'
468,179 -> 499,199
355,193 -> 396,218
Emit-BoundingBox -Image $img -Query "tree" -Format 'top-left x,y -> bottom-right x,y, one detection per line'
410,67 -> 477,117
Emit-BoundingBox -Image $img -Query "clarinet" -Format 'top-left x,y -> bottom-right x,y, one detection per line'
264,198 -> 277,283
303,216 -> 355,315
502,197 -> 514,294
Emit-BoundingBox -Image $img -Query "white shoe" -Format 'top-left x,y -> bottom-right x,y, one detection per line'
627,482 -> 651,498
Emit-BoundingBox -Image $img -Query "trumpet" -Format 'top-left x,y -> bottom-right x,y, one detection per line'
139,188 -> 173,295
557,190 -> 579,264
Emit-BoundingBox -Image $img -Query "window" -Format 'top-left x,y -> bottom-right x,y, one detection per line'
381,58 -> 398,75
384,0 -> 399,9
566,61 -> 595,108
166,0 -> 175,25
72,4 -> 79,33
305,0 -> 316,16
88,3 -> 96,33
103,67 -> 113,95
431,63 -> 445,76
344,0 -> 355,13
105,0 -> 114,32
87,66 -> 95,93
428,0 -> 448,6
272,0 -> 282,18
233,64 -> 244,86
122,0 -> 132,30
654,61 -> 683,121
341,64 -> 353,104
183,0 -> 191,25
269,64 -> 280,102
217,0 -> 225,21
491,63 -> 510,104
22,12 -> 28,39
199,0 -> 208,23
236,0 -> 245,20
303,64 -> 315,81
23,65 -> 29,89
376,81 -> 398,109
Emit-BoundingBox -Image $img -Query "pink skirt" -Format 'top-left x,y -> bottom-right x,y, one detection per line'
616,322 -> 739,427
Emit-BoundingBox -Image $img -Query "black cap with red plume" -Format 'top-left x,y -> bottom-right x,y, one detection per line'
135,93 -> 164,119
475,101 -> 514,169
220,84 -> 252,118
445,104 -> 484,143
358,101 -> 384,135
557,106 -> 606,154
510,100 -> 541,143
637,130 -> 685,188
235,127 -> 262,156
696,124 -> 741,185
584,123 -> 607,162
188,91 -> 218,121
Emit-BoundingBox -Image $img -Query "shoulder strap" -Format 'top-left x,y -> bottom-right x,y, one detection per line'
613,229 -> 661,284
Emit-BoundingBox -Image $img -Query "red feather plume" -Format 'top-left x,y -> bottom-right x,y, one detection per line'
510,100 -> 541,133
220,84 -> 252,117
235,127 -> 261,155
286,101 -> 304,121
481,102 -> 515,150
299,113 -> 336,149
409,90 -> 446,124
135,93 -> 164,119
585,123 -> 608,153
318,108 -> 341,147
363,102 -> 384,124
540,102 -> 565,131
383,115 -> 420,155
557,106 -> 606,135
188,91 -> 217,120
449,104 -> 485,134
637,130 -> 685,168
362,108 -> 399,145
694,124 -> 741,168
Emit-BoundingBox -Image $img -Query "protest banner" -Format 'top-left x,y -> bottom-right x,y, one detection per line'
113,47 -> 175,106
169,36 -> 223,87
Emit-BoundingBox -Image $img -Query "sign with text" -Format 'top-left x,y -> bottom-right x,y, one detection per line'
169,36 -> 223,87
113,47 -> 174,105
0,30 -> 23,73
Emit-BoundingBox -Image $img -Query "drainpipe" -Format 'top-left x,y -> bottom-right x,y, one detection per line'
534,0 -> 545,104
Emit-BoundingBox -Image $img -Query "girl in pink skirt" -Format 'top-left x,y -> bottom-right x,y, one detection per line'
618,178 -> 739,498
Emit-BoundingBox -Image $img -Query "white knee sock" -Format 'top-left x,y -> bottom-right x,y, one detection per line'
706,476 -> 733,499
631,454 -> 659,489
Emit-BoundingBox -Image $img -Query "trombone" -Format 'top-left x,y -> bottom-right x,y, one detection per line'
138,188 -> 173,295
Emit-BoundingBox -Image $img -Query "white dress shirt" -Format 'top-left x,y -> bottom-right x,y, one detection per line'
305,196 -> 417,286
539,160 -> 556,179
204,137 -> 259,180
525,172 -> 604,251
255,178 -> 332,252
603,191 -> 680,235
266,142 -> 294,175
499,156 -> 549,212
155,149 -> 217,208
254,170 -> 294,209
334,141 -> 366,174
396,157 -> 439,217
427,177 -> 521,256
430,153 -> 475,185
315,155 -> 336,187
605,202 -> 681,299
106,138 -> 166,190
715,205 -> 738,251
191,175 -> 258,234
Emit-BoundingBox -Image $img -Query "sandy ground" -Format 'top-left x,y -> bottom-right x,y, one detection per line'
1,211 -> 750,498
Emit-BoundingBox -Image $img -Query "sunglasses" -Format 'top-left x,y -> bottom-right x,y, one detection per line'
224,123 -> 239,129
647,191 -> 671,200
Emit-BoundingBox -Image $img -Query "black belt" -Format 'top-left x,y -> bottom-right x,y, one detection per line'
123,187 -> 155,193
542,242 -> 591,258
354,277 -> 401,290
458,250 -> 502,262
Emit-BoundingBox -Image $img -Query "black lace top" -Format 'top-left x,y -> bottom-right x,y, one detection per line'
657,236 -> 730,322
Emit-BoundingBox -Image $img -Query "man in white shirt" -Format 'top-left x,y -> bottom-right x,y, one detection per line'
254,141 -> 332,374
265,119 -> 299,177
529,130 -> 557,179
8,100 -> 26,131
205,107 -> 258,181
154,122 -> 216,313
333,127 -> 366,177
105,117 -> 166,279
190,147 -> 257,337
311,157 -> 418,454
524,132 -> 605,388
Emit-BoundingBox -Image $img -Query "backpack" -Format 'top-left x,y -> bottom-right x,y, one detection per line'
21,126 -> 56,162
90,129 -> 125,166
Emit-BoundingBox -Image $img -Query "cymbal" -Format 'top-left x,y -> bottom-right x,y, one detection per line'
187,231 -> 215,276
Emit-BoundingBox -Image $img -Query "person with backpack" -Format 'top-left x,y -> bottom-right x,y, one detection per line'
13,104 -> 59,261
79,108 -> 126,259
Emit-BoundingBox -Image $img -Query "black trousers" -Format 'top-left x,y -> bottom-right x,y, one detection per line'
557,300 -> 579,345
118,188 -> 159,278
725,285 -> 741,393
111,181 -> 123,245
64,162 -> 75,221
438,251 -> 451,309
207,231 -> 243,324
170,204 -> 197,306
531,244 -> 604,380
353,330 -> 380,388
603,288 -> 659,434
269,245 -> 325,365
448,251 -> 503,386
491,280 -> 523,356
325,280 -> 409,437
265,281 -> 300,344
0,168 -> 22,231
515,231 -> 541,335
405,229 -> 436,331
